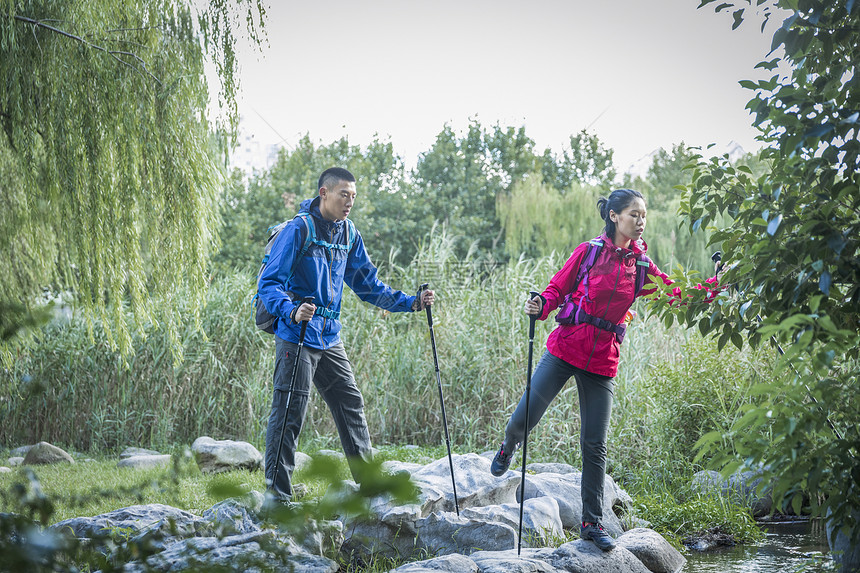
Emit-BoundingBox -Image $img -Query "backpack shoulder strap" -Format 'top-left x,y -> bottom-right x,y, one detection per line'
295,212 -> 315,260
634,253 -> 651,296
575,237 -> 604,288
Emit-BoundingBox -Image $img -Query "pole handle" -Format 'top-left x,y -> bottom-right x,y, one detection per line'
417,283 -> 432,327
298,296 -> 314,338
527,290 -> 540,339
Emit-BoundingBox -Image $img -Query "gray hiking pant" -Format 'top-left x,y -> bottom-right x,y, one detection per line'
265,337 -> 372,500
503,350 -> 614,525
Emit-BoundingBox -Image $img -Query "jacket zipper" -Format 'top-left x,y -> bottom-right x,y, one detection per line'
583,250 -> 623,372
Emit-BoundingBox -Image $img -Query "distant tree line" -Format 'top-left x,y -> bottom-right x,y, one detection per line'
214,121 -> 761,278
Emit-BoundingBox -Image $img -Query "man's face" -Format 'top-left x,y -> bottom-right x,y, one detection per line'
319,179 -> 356,222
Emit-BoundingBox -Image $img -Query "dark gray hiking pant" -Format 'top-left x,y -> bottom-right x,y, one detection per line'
503,350 -> 615,525
265,337 -> 372,500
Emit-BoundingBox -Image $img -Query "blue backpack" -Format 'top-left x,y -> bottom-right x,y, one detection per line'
254,212 -> 356,334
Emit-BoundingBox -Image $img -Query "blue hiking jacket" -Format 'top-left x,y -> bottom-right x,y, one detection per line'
257,197 -> 417,349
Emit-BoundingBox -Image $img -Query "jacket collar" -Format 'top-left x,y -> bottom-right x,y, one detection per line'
599,233 -> 648,256
301,196 -> 344,235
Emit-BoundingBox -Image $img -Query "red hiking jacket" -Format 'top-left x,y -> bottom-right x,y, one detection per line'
538,234 -> 670,378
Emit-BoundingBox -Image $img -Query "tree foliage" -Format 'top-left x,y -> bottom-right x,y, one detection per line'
650,0 -> 860,548
0,0 -> 264,357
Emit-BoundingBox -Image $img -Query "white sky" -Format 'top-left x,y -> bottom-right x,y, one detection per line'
228,0 -> 787,171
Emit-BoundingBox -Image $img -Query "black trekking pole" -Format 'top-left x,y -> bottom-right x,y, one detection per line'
518,290 -> 540,555
418,283 -> 459,516
271,295 -> 315,498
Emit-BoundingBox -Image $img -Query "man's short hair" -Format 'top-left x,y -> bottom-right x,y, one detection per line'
318,167 -> 356,192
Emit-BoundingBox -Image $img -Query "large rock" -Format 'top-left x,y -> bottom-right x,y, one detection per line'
520,472 -> 630,534
51,504 -> 203,540
22,442 -> 74,466
544,539 -> 653,572
344,453 -> 642,562
616,528 -> 686,573
128,530 -> 338,573
191,436 -> 262,474
460,497 -> 563,547
692,468 -> 772,517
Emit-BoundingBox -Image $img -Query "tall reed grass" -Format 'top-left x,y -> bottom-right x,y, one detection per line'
1,228 -> 778,490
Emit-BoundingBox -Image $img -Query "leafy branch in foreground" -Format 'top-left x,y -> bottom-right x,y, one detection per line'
650,0 -> 860,549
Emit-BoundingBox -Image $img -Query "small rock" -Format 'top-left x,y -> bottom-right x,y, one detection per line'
117,455 -> 172,469
120,447 -> 161,459
7,457 -> 24,467
192,436 -> 262,474
11,445 -> 34,457
0,467 -> 11,473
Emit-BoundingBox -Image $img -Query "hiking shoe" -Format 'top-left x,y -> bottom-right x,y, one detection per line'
581,522 -> 616,551
490,443 -> 517,477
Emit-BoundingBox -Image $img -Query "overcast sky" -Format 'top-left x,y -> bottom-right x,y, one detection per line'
228,0 -> 787,171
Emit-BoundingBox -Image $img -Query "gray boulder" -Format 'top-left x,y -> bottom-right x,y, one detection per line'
8,457 -> 24,467
52,504 -> 203,541
22,442 -> 74,465
191,436 -> 262,474
117,455 -> 172,469
201,495 -> 263,536
545,539 -> 652,572
0,467 -> 11,473
692,468 -> 772,517
520,472 -> 629,534
128,530 -> 338,573
616,528 -> 686,573
460,497 -> 563,547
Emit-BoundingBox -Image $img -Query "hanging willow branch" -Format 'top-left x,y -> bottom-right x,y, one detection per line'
13,14 -> 162,85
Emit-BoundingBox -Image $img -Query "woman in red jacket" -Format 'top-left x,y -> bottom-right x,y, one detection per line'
490,188 -> 670,552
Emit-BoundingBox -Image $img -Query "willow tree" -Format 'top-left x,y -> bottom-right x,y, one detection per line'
0,0 -> 265,357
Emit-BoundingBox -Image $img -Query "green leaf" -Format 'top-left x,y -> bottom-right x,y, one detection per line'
732,8 -> 745,29
819,271 -> 831,295
731,331 -> 744,350
767,214 -> 783,236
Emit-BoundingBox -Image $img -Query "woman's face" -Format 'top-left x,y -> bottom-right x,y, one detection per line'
611,197 -> 647,245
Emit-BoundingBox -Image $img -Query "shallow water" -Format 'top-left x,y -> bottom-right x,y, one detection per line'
682,520 -> 836,572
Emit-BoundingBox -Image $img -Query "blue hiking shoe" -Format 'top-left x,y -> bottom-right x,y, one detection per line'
581,522 -> 616,551
490,443 -> 517,477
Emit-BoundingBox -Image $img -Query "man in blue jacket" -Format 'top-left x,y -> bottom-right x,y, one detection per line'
258,166 -> 435,502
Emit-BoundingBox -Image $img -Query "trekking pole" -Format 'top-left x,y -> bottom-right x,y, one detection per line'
271,296 -> 315,497
418,283 -> 459,516
711,252 -> 845,443
518,290 -> 540,556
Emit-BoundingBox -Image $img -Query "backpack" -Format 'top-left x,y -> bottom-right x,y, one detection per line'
555,237 -> 651,328
254,212 -> 356,334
